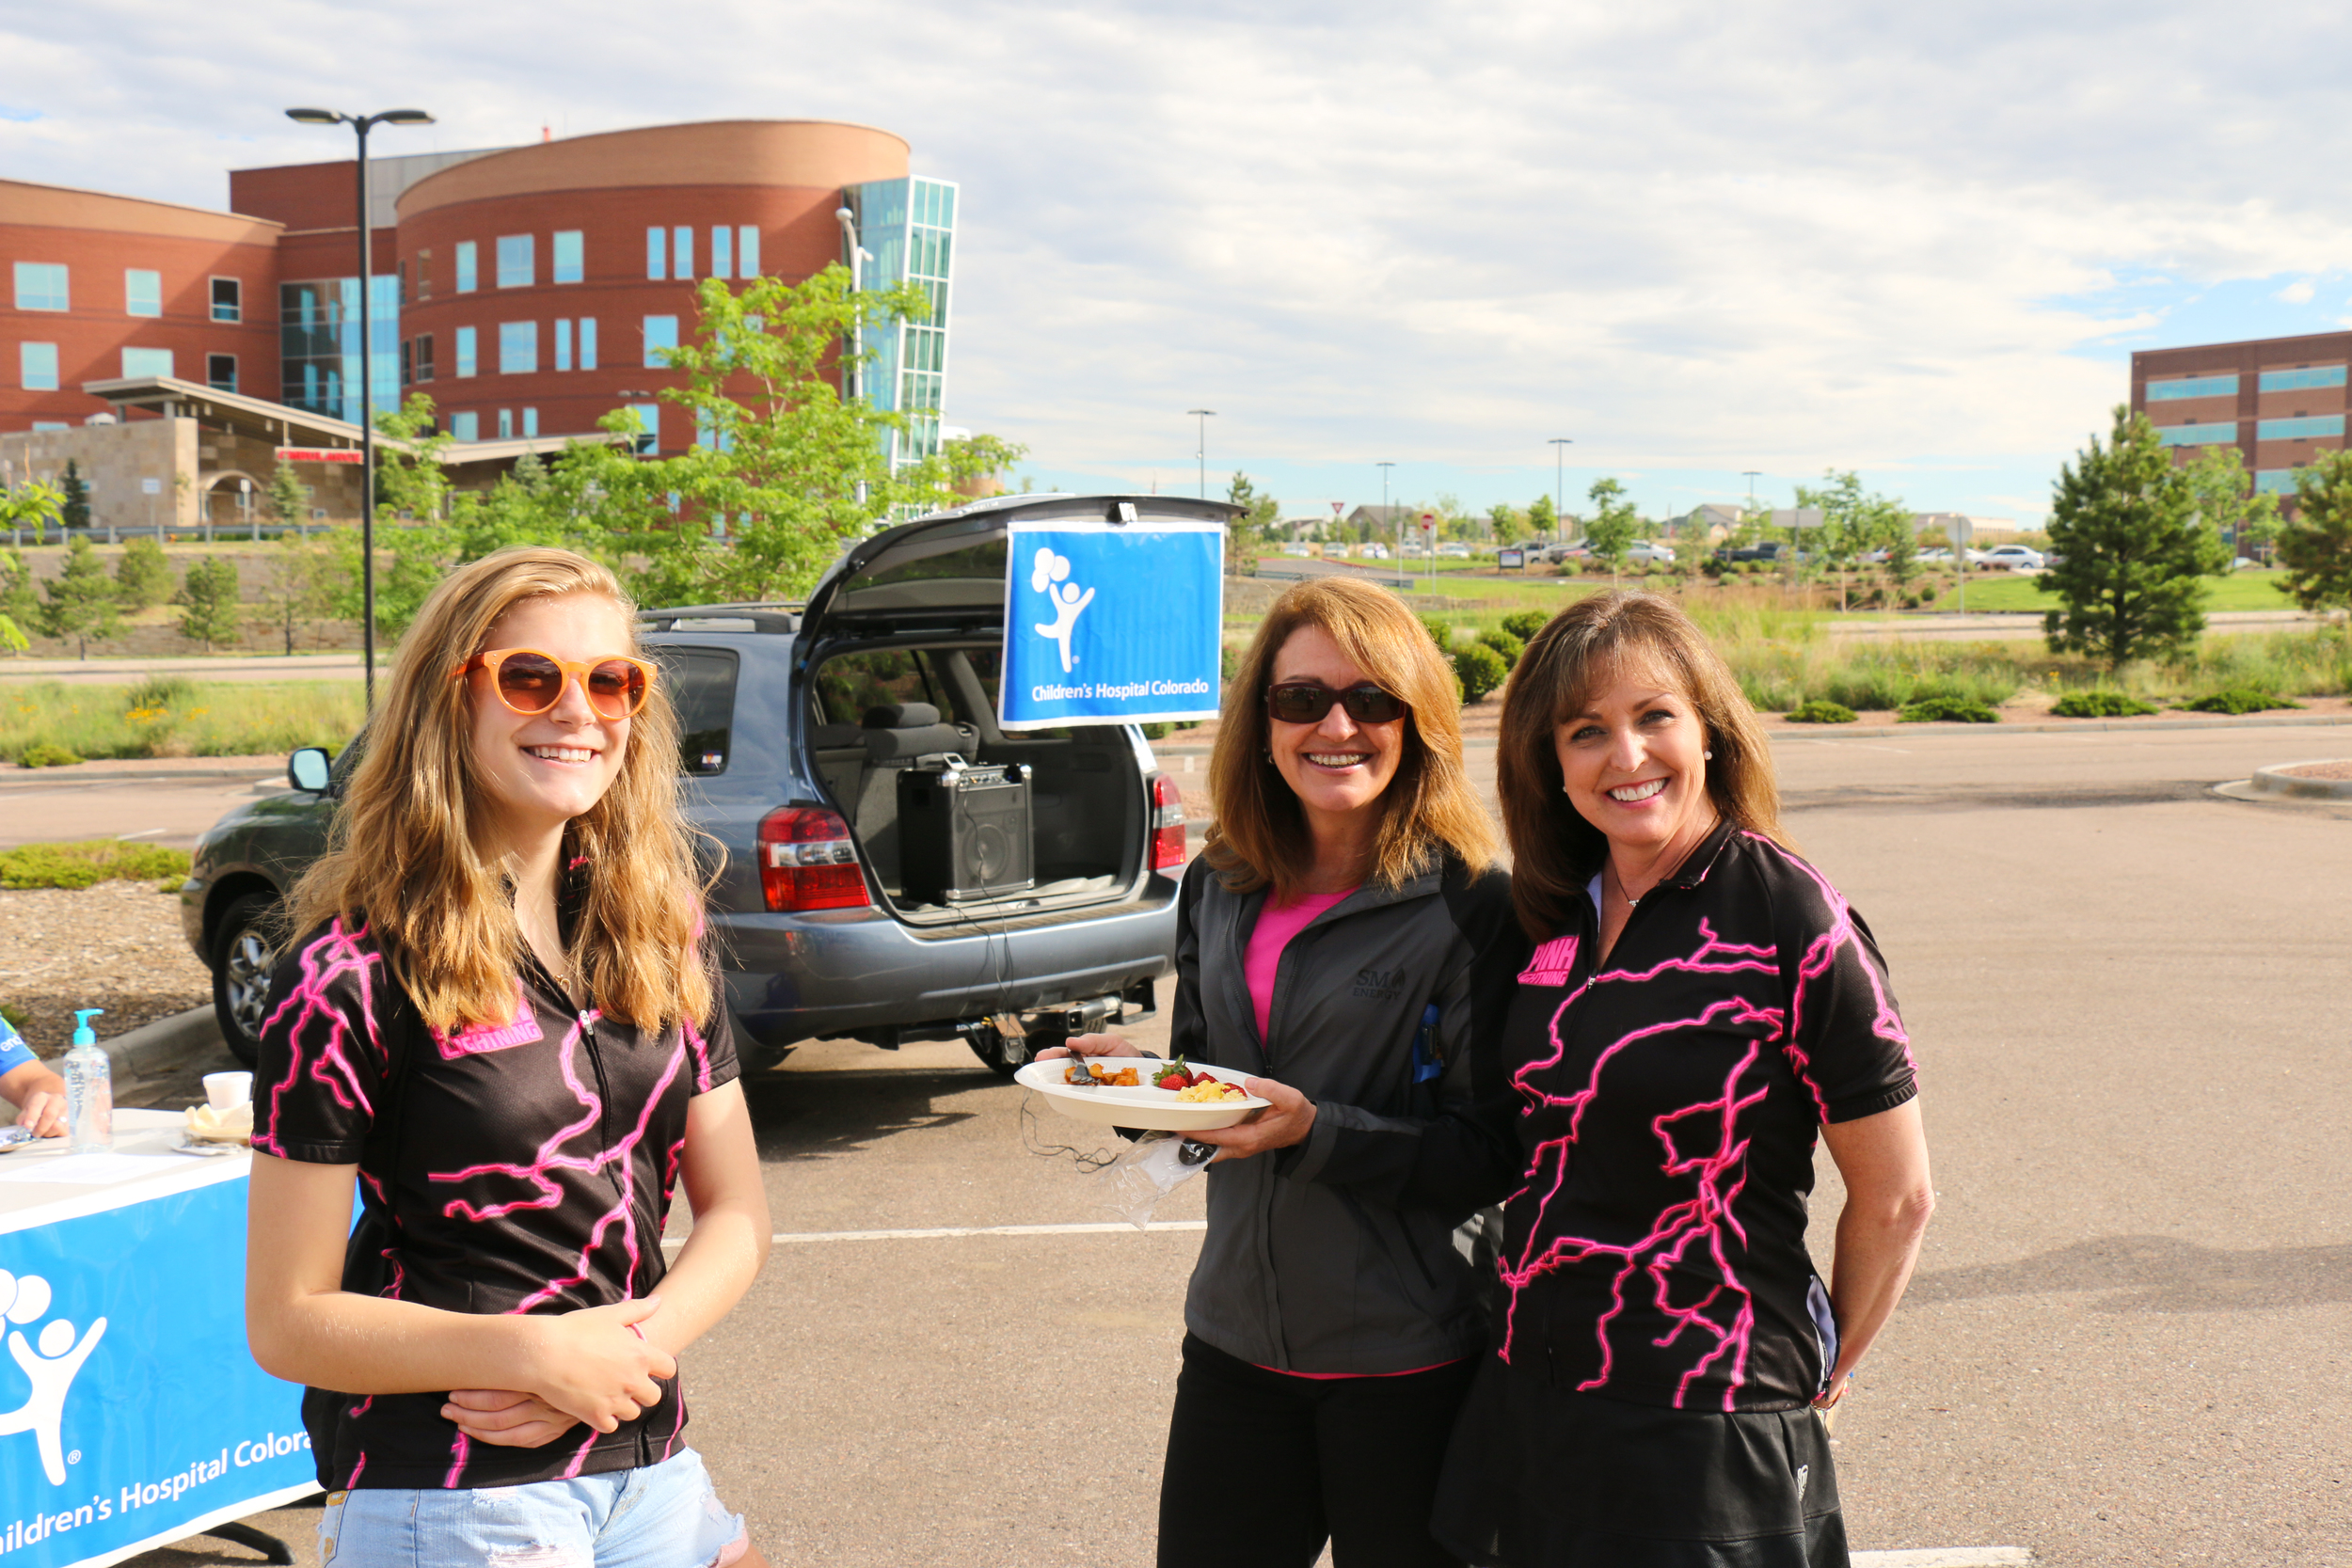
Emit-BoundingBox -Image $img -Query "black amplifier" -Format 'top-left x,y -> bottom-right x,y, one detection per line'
898,761 -> 1035,904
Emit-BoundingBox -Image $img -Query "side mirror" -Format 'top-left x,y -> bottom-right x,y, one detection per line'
287,748 -> 332,794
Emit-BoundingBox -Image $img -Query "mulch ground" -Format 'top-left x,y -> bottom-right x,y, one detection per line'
0,880 -> 211,1055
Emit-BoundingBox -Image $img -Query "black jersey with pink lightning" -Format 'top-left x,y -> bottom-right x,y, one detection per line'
1494,820 -> 1915,1414
254,914 -> 739,1490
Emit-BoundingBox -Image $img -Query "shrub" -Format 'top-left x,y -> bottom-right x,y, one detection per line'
1139,721 -> 1170,739
2179,688 -> 2303,715
0,838 -> 192,890
115,536 -> 176,609
2052,689 -> 2158,719
1454,642 -> 1510,702
1898,695 -> 1998,723
126,673 -> 199,712
1500,610 -> 1550,643
1476,628 -> 1524,668
16,742 -> 83,768
1422,616 -> 1454,652
1786,700 -> 1858,724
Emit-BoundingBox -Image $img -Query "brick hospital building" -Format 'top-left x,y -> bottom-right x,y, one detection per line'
0,119 -> 957,529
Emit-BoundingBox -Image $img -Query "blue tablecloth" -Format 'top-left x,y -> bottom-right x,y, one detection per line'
0,1110 -> 315,1567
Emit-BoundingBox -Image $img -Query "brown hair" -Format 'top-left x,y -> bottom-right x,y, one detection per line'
1496,590 -> 1787,939
1205,576 -> 1496,895
290,546 -> 714,1034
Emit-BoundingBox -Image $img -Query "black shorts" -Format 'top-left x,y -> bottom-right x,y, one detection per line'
1431,1353 -> 1849,1568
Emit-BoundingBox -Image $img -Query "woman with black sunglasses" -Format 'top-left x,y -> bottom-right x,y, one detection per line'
1043,576 -> 1525,1568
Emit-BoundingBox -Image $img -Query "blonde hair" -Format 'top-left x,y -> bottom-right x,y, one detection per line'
290,546 -> 714,1035
1205,576 -> 1497,896
1497,590 -> 1788,939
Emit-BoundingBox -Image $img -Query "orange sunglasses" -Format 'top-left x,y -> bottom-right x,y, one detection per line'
453,648 -> 658,720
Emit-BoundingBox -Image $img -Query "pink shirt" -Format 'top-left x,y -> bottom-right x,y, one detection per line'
1244,887 -> 1355,1041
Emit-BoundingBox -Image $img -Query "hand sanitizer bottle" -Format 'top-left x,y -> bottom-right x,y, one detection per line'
63,1009 -> 110,1154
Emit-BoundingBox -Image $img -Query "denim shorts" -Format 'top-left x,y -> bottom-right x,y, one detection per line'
318,1448 -> 748,1568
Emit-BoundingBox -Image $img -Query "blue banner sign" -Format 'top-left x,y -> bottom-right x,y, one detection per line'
1000,520 -> 1225,731
0,1174 -> 313,1567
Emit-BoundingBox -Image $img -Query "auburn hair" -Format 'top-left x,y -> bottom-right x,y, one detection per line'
1205,576 -> 1496,895
290,546 -> 714,1035
1497,590 -> 1788,940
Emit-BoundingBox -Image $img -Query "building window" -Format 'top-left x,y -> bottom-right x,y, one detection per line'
401,339 -> 413,387
207,354 -> 237,393
122,346 -> 173,379
2155,421 -> 2237,447
553,318 -> 573,372
673,226 -> 693,280
579,317 -> 597,371
2257,414 -> 2344,441
739,225 -> 760,277
644,315 -> 678,367
499,321 -> 538,375
497,235 -> 533,289
552,231 -> 583,284
455,325 -> 478,378
711,226 -> 733,279
2255,469 -> 2298,495
13,262 -> 68,312
522,407 -> 538,438
211,277 -> 242,323
628,403 -> 660,454
2146,373 -> 2237,402
125,269 -> 163,317
646,227 -> 666,280
414,333 -> 435,382
415,249 -> 432,300
498,408 -> 514,440
19,342 -> 58,391
451,410 -> 479,442
30,421 -> 68,432
2259,365 -> 2347,394
455,242 -> 478,293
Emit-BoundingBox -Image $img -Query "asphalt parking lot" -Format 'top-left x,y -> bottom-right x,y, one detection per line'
119,721 -> 2352,1566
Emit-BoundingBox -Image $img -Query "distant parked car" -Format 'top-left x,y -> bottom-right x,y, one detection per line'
1982,544 -> 2046,571
1625,542 -> 1677,565
1722,541 -> 1786,563
1437,541 -> 1470,559
1360,543 -> 1391,560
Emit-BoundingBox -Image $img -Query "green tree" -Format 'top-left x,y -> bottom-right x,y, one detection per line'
2275,448 -> 2352,620
0,479 -> 61,548
1582,477 -> 1647,581
2179,445 -> 2282,563
1527,494 -> 1558,541
256,532 -> 341,656
1489,501 -> 1522,540
39,535 -> 121,657
0,551 -> 33,653
267,464 -> 311,535
2042,406 -> 2227,671
115,536 -> 175,610
1793,469 -> 1913,609
59,461 -> 89,532
1226,471 -> 1279,574
176,555 -> 242,651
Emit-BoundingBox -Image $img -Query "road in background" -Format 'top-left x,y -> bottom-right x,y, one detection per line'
0,654 -> 363,686
107,721 -> 2352,1566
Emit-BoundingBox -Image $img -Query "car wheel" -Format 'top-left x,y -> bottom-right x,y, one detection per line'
211,893 -> 280,1069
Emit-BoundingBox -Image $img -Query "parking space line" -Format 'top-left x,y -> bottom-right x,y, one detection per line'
1853,1550 -> 2033,1566
662,1220 -> 1207,1248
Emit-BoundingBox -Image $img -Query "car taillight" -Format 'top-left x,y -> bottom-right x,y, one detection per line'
757,806 -> 871,911
1149,772 -> 1186,872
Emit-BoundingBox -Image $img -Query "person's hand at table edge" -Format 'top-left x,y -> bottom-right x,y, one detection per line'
442,1387 -> 582,1449
14,1083 -> 65,1138
1184,1076 -> 1315,1162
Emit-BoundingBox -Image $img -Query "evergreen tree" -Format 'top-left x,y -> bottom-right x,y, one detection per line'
1226,471 -> 1277,575
2042,406 -> 2227,671
2276,449 -> 2352,621
268,465 -> 310,535
59,462 -> 89,533
176,556 -> 243,651
39,535 -> 121,658
115,536 -> 175,610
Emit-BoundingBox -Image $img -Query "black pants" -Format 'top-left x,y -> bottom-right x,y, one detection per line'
1158,1333 -> 1476,1568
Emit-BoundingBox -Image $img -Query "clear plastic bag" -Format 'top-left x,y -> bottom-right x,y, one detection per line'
1092,1130 -> 1216,1228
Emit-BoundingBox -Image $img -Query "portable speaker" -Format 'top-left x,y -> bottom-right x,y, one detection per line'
898,761 -> 1035,904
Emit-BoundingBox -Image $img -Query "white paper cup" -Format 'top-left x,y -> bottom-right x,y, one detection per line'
203,1071 -> 253,1111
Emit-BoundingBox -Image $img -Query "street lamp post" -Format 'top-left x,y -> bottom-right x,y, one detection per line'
284,105 -> 435,711
1549,437 -> 1573,545
1375,461 -> 1396,573
1187,409 -> 1216,499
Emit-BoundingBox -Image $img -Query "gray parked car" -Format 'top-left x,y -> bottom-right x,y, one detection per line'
181,493 -> 1221,1073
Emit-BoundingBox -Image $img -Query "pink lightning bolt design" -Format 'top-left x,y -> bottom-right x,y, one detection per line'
1498,834 -> 1911,1413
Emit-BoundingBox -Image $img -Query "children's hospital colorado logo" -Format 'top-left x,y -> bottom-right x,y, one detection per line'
0,1272 -> 102,1488
1000,523 -> 1223,731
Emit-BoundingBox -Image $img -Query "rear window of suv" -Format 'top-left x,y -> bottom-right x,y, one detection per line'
655,646 -> 739,774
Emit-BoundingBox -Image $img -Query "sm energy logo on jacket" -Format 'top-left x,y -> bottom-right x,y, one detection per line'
0,1175 -> 312,1566
1000,521 -> 1223,732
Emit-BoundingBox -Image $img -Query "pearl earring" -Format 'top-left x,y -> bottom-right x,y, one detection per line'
1704,751 -> 1714,760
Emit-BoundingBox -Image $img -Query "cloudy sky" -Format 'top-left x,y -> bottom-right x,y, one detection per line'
8,0 -> 2351,525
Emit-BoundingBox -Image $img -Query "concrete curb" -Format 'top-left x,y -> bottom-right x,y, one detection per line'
2214,761 -> 2352,802
102,1004 -> 226,1080
0,766 -> 284,784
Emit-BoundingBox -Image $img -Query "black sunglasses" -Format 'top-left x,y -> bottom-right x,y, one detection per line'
1264,681 -> 1408,725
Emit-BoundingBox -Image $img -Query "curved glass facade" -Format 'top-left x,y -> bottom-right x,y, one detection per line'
845,176 -> 956,469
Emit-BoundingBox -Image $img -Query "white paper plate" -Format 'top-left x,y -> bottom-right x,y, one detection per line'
1013,1057 -> 1268,1132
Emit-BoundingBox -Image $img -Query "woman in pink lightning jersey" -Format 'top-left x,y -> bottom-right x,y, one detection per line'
1433,591 -> 1935,1568
245,547 -> 772,1568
